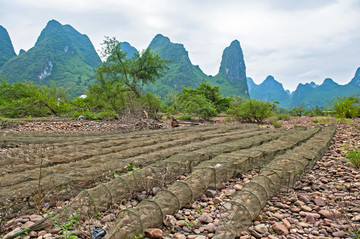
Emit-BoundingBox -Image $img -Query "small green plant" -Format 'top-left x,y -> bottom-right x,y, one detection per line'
268,117 -> 282,128
276,113 -> 291,121
331,96 -> 359,119
196,206 -> 204,215
133,234 -> 143,239
343,148 -> 360,168
175,115 -> 193,121
124,163 -> 140,172
336,118 -> 353,124
312,118 -> 331,124
43,203 -> 82,239
113,173 -> 120,178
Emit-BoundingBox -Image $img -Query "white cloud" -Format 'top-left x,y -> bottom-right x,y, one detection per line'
1,0 -> 359,91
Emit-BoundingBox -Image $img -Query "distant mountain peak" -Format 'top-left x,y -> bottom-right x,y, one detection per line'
0,25 -> 16,67
0,19 -> 100,96
349,67 -> 360,87
219,40 -> 246,80
217,40 -> 248,96
321,78 -> 338,86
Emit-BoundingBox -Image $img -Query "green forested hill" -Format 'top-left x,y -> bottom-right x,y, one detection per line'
208,40 -> 249,98
291,68 -> 360,108
143,35 -> 249,98
0,20 -> 101,96
0,25 -> 16,68
142,34 -> 207,97
247,76 -> 291,108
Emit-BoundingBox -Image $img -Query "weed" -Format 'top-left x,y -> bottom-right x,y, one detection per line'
124,163 -> 139,173
175,115 -> 193,121
312,118 -> 331,124
276,114 -> 291,121
336,118 -> 353,124
268,117 -> 282,128
343,148 -> 360,168
196,206 -> 204,215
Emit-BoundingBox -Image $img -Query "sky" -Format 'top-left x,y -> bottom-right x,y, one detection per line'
1,0 -> 360,91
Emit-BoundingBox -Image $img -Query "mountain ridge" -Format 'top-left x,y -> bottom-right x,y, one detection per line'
0,25 -> 16,68
0,20 -> 101,96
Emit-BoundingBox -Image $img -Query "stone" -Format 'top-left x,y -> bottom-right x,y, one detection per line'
248,228 -> 262,238
205,190 -> 217,198
152,187 -> 161,195
101,214 -> 115,222
195,236 -> 206,239
174,234 -> 186,239
29,215 -> 43,222
38,230 -> 47,237
205,223 -> 216,233
352,214 -> 360,221
254,224 -> 268,234
314,197 -> 326,206
22,221 -> 35,228
300,205 -> 312,212
282,219 -> 291,229
163,215 -> 177,229
299,195 -> 310,204
198,214 -> 213,223
332,230 -> 347,237
319,210 -> 333,219
213,197 -> 222,204
3,227 -> 21,239
306,214 -> 316,224
233,184 -> 242,191
144,228 -> 163,239
176,220 -> 186,226
272,222 -> 289,235
298,222 -> 309,228
29,231 -> 37,237
294,200 -> 305,206
273,213 -> 284,220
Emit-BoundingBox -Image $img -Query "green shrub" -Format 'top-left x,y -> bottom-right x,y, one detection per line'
312,117 -> 332,124
291,104 -> 306,117
140,93 -> 161,118
176,115 -> 193,121
276,113 -> 291,121
331,96 -> 359,119
228,99 -> 274,123
177,91 -> 218,120
344,148 -> 360,168
269,117 -> 282,128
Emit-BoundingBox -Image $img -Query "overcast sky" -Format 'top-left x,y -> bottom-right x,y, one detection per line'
1,0 -> 360,91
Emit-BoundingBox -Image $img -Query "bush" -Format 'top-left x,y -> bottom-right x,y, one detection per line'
331,96 -> 359,119
140,93 -> 161,119
291,104 -> 306,117
228,99 -> 274,123
268,117 -> 282,128
276,113 -> 291,121
344,148 -> 360,168
178,94 -> 217,120
176,115 -> 193,121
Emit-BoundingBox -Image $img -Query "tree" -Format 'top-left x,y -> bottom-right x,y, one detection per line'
227,98 -> 274,123
96,37 -> 169,97
331,96 -> 359,119
291,104 -> 306,117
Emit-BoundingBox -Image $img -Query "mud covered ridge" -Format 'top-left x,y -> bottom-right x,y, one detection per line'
105,126 -> 335,239
1,124 -> 260,208
2,125 -> 337,239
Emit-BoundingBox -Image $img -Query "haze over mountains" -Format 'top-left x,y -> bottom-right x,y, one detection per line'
0,20 -> 358,108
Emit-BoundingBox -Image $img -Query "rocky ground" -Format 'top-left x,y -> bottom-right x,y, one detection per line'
1,117 -> 359,239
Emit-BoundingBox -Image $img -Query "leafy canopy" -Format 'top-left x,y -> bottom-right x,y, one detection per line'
97,37 -> 169,97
